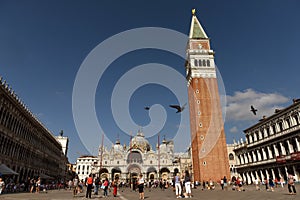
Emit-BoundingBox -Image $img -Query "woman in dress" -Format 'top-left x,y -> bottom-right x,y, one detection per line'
113,177 -> 119,197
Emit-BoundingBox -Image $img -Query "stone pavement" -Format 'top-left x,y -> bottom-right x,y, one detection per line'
0,184 -> 299,200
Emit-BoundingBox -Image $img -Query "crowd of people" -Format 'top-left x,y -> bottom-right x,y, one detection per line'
0,175 -> 73,195
0,172 -> 297,198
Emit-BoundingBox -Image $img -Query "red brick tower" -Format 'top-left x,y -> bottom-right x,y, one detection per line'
186,9 -> 230,182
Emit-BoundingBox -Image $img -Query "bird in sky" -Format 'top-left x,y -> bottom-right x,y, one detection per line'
250,105 -> 258,115
144,106 -> 150,110
169,103 -> 187,113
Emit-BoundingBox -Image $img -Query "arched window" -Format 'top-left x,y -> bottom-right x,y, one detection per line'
207,60 -> 210,67
285,118 -> 291,128
293,115 -> 299,125
229,153 -> 234,160
278,121 -> 284,132
198,60 -> 202,66
203,60 -> 206,66
194,59 -> 198,66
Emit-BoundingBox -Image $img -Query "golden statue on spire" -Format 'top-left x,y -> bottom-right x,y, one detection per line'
192,8 -> 196,15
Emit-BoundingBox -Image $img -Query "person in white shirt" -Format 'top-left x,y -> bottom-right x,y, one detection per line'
137,174 -> 145,200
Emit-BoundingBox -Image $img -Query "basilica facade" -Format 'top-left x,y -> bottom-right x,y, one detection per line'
95,130 -> 189,182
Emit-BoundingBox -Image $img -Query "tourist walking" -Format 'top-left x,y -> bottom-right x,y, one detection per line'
287,174 -> 297,195
94,177 -> 100,195
174,173 -> 182,198
137,174 -> 145,200
103,178 -> 109,197
236,177 -> 243,191
30,178 -> 35,193
85,174 -> 93,199
73,175 -> 79,196
280,177 -> 284,188
264,178 -> 268,191
36,177 -> 41,193
220,177 -> 224,190
268,177 -> 274,192
223,176 -> 228,190
68,179 -> 73,190
113,177 -> 119,197
0,177 -> 5,195
254,178 -> 260,190
184,171 -> 192,198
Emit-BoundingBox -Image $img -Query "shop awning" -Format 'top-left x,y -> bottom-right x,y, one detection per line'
0,164 -> 18,175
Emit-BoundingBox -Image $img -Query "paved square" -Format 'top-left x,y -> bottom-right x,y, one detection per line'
0,184 -> 299,200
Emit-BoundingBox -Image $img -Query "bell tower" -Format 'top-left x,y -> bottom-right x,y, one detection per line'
186,9 -> 230,182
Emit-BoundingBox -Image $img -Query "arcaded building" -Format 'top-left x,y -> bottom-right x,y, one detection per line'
234,99 -> 300,183
186,10 -> 230,182
0,77 -> 67,181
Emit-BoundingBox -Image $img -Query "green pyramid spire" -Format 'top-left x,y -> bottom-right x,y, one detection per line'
189,9 -> 208,39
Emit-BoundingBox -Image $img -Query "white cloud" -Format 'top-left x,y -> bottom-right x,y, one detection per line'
225,89 -> 289,122
229,126 -> 239,133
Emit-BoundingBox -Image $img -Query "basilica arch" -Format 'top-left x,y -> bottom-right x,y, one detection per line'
147,167 -> 157,180
160,167 -> 170,180
99,168 -> 109,179
111,167 -> 122,180
127,150 -> 143,164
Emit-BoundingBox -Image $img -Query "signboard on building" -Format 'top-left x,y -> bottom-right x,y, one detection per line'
276,155 -> 286,163
290,152 -> 300,161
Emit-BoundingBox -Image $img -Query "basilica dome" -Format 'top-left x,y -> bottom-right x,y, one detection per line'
113,139 -> 124,152
130,131 -> 151,152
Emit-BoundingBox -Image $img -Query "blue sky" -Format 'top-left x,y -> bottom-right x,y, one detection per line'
1,0 -> 299,163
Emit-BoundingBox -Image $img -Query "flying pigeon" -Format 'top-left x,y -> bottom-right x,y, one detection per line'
169,103 -> 187,113
250,105 -> 258,115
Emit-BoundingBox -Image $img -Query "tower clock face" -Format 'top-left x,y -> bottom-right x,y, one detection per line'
192,41 -> 209,50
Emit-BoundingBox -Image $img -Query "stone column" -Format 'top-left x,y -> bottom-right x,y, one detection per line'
277,168 -> 283,179
248,153 -> 252,163
242,173 -> 247,183
271,169 -> 275,179
280,142 -> 286,155
265,169 -> 270,180
292,166 -> 299,181
285,167 -> 289,179
295,137 -> 300,152
240,155 -> 244,165
255,171 -> 259,180
244,154 -> 248,164
270,125 -> 274,135
246,172 -> 251,184
287,139 -> 294,154
250,171 -> 255,183
273,144 -> 279,157
262,148 -> 267,160
267,146 -> 273,159
254,133 -> 257,142
260,170 -> 265,181
249,135 -> 253,143
257,149 -> 262,161
252,151 -> 257,162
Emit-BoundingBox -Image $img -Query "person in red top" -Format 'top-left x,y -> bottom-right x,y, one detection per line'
113,176 -> 119,197
103,178 -> 109,197
86,174 -> 93,199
